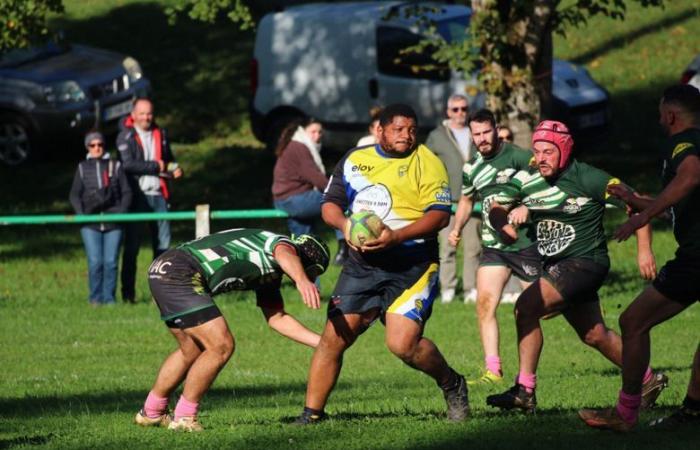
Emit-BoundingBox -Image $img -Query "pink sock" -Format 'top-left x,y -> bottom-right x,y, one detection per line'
174,395 -> 199,420
485,355 -> 502,376
143,391 -> 169,418
517,372 -> 537,393
642,367 -> 654,384
616,390 -> 641,424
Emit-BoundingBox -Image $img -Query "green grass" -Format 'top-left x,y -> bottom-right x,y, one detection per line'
2,1 -> 700,448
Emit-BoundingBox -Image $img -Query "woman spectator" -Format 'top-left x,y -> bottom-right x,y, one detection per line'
272,118 -> 347,264
356,106 -> 382,147
69,131 -> 132,306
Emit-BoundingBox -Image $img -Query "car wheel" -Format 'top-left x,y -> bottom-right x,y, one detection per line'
0,115 -> 33,166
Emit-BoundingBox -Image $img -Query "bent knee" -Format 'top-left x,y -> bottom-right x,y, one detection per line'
580,325 -> 610,347
386,339 -> 417,362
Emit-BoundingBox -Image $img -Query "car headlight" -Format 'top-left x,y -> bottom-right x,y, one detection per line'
43,80 -> 87,103
123,56 -> 143,82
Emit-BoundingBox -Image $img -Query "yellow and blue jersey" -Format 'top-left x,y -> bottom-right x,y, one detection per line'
323,143 -> 451,266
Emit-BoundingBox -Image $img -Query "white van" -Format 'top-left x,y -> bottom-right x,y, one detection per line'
250,2 -> 609,149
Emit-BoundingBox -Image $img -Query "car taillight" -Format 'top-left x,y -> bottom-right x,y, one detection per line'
681,70 -> 696,84
250,58 -> 258,95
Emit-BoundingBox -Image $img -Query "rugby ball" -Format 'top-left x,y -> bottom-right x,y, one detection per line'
345,211 -> 384,247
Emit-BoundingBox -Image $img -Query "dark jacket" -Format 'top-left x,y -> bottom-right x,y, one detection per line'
69,154 -> 132,231
116,116 -> 176,202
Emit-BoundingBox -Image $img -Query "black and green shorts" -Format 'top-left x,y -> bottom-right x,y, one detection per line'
542,257 -> 609,304
479,244 -> 542,282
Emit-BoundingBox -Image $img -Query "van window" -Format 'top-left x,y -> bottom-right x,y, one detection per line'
376,26 -> 449,81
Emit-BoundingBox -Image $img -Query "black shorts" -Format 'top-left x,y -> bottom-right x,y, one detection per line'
542,257 -> 609,304
479,245 -> 542,282
653,249 -> 700,305
328,258 -> 440,325
148,249 -> 221,327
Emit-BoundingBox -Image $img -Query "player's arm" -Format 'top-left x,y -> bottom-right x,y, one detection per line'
273,243 -> 320,309
633,221 -> 656,280
361,209 -> 449,252
615,155 -> 700,241
488,202 -> 518,245
448,194 -> 473,247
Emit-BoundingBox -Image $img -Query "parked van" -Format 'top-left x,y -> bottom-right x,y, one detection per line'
251,2 -> 609,149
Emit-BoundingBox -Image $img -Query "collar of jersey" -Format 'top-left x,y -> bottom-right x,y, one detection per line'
374,144 -> 415,159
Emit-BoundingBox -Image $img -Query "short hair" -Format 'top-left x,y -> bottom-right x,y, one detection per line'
662,84 -> 700,115
131,97 -> 152,109
447,94 -> 468,106
378,103 -> 418,127
468,108 -> 497,128
369,106 -> 383,122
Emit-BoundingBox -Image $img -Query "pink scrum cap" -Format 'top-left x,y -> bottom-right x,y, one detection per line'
532,120 -> 574,168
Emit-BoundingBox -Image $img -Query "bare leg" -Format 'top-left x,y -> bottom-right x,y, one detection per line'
475,266 -> 512,367
515,277 -> 566,375
179,316 -> 235,403
384,313 -> 452,384
688,345 -> 700,400
261,307 -> 320,348
618,286 -> 689,394
304,311 -> 377,410
150,329 -> 203,397
563,300 -> 622,367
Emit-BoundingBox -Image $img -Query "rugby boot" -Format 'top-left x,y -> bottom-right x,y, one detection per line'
292,409 -> 327,425
640,372 -> 668,409
467,369 -> 503,386
648,405 -> 700,429
134,409 -> 171,428
486,384 -> 536,414
168,416 -> 203,432
443,374 -> 470,421
578,407 -> 636,432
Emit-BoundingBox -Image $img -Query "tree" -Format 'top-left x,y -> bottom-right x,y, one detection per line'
0,0 -> 64,52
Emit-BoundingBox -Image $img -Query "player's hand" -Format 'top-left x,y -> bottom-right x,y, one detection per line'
606,183 -> 636,204
614,212 -> 649,242
507,205 -> 529,226
296,278 -> 321,309
447,228 -> 461,247
637,249 -> 657,281
360,225 -> 399,252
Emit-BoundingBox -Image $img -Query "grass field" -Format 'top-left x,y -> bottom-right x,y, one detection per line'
1,1 -> 700,449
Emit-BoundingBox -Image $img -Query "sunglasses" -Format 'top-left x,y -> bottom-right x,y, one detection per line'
89,142 -> 104,148
450,106 -> 468,113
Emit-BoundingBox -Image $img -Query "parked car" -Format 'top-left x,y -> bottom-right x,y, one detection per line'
681,53 -> 700,91
0,38 -> 151,165
250,1 -> 610,150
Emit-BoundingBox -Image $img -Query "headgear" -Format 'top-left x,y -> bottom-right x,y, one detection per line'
532,120 -> 574,169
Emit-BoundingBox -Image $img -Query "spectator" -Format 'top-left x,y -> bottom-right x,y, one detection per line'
498,124 -> 514,143
272,117 -> 346,265
425,94 -> 480,303
117,98 -> 183,303
356,106 -> 382,147
69,131 -> 132,306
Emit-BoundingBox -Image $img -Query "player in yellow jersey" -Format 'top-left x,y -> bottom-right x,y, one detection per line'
293,104 -> 470,424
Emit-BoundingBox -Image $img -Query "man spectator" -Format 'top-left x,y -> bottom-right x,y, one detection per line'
426,94 -> 480,303
580,84 -> 700,431
117,98 -> 183,303
293,104 -> 469,425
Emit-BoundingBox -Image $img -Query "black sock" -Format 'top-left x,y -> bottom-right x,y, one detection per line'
303,406 -> 324,417
682,395 -> 700,411
439,367 -> 461,391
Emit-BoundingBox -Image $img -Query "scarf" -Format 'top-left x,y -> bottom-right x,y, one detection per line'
291,126 -> 325,173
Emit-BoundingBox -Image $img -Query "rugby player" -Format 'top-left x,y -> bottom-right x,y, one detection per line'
580,84 -> 700,431
134,229 -> 329,431
448,109 -> 542,385
294,104 -> 470,424
485,120 -> 666,414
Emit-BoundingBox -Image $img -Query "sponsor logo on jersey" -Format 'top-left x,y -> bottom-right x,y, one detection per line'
672,142 -> 694,159
537,220 -> 576,256
563,198 -> 582,214
435,184 -> 451,203
398,165 -> 408,177
351,164 -> 374,173
353,184 -> 392,219
495,170 -> 510,184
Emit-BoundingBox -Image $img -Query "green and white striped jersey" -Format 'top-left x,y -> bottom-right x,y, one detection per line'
461,142 -> 536,251
502,160 -> 626,266
178,228 -> 293,295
